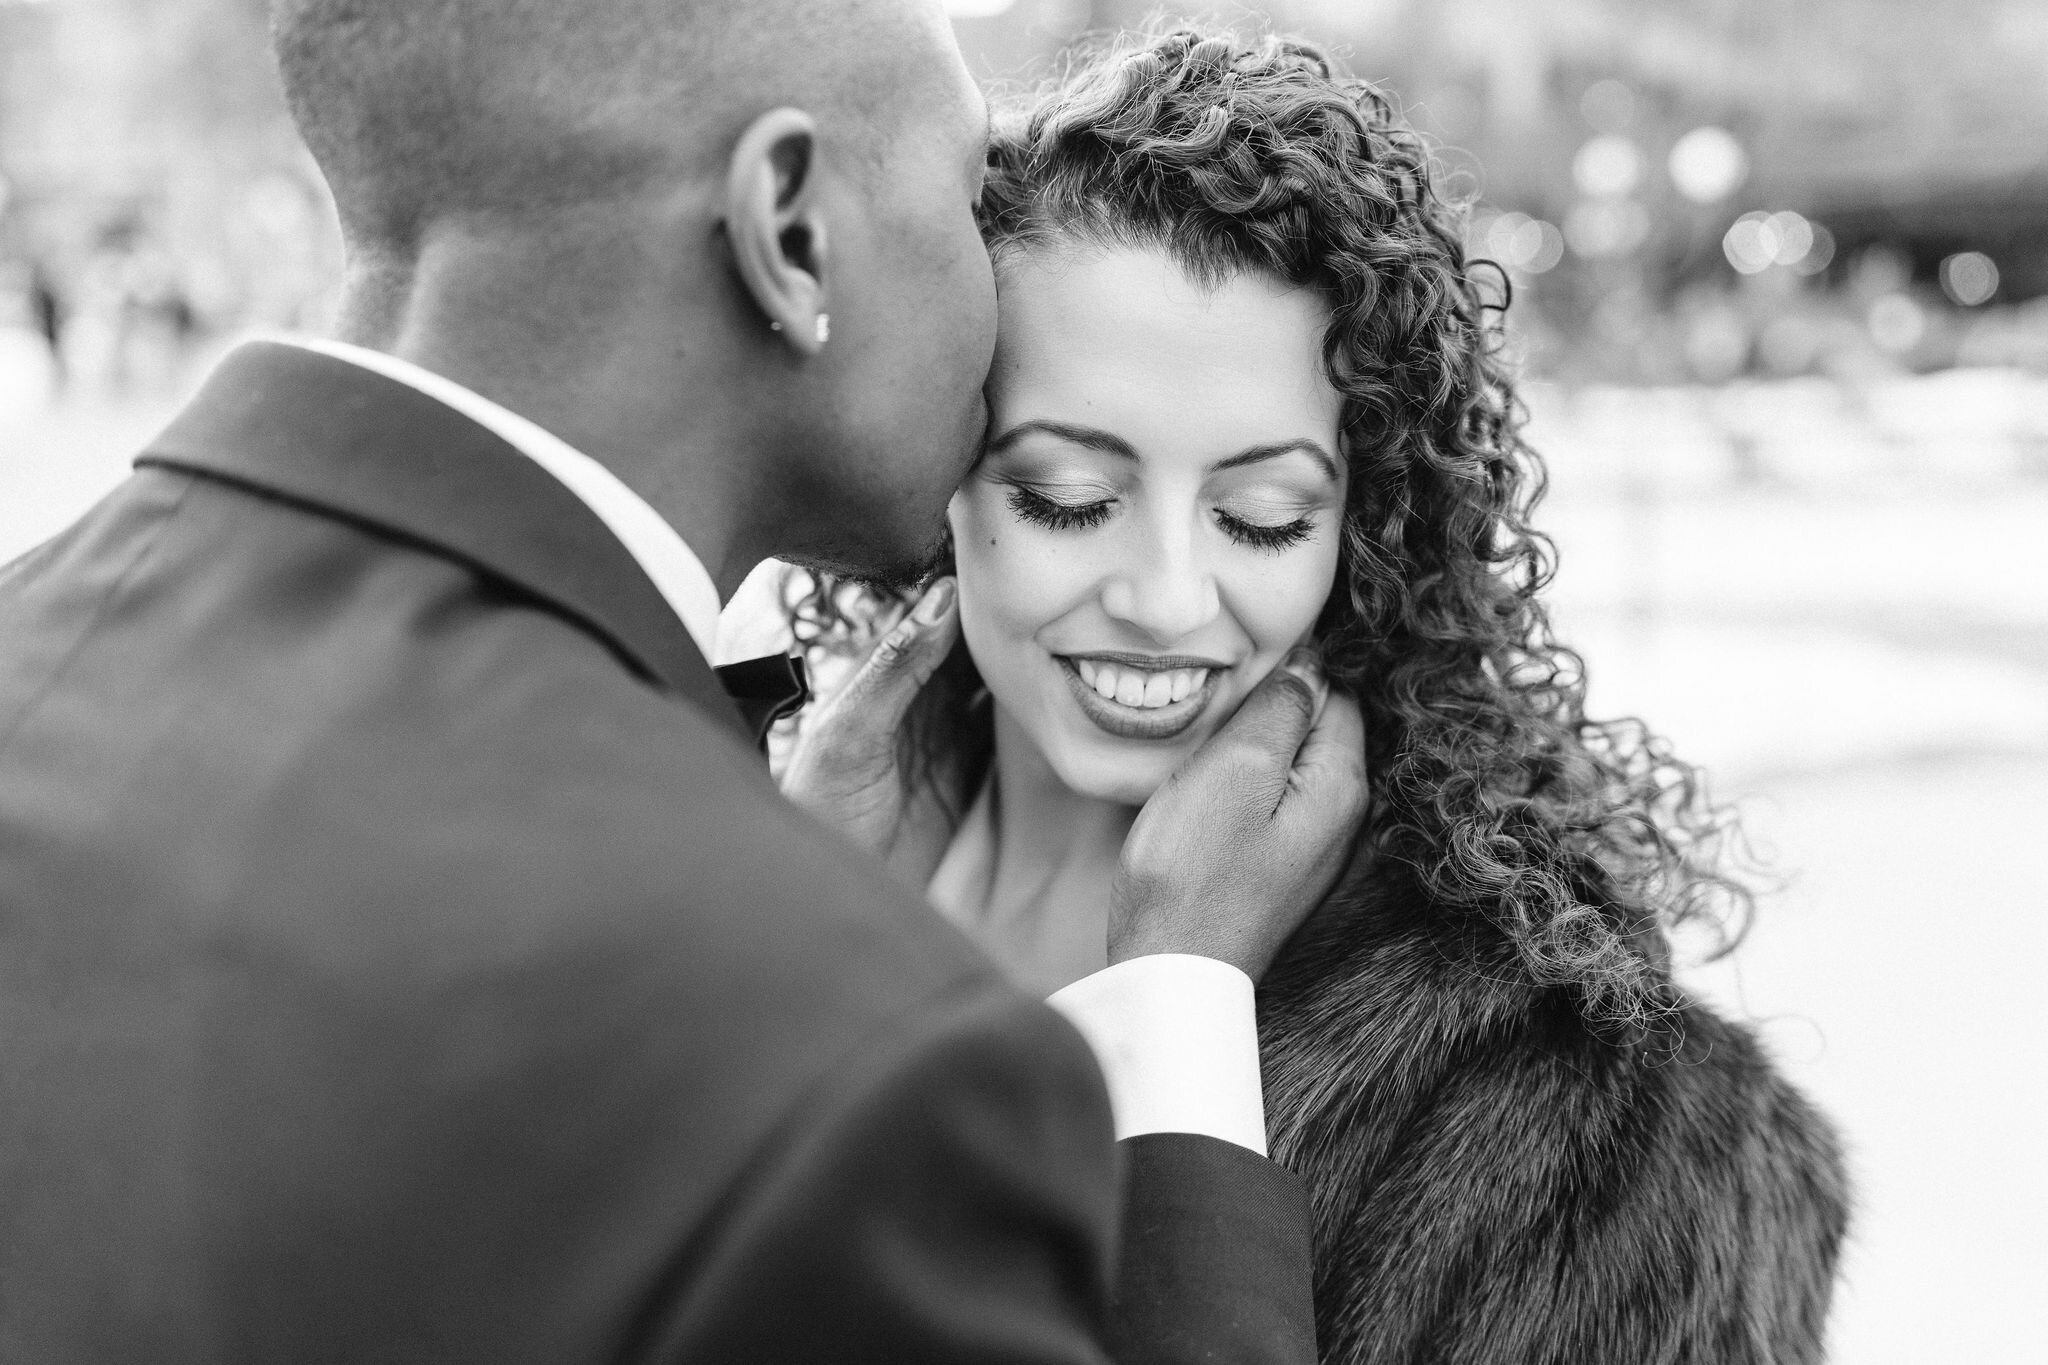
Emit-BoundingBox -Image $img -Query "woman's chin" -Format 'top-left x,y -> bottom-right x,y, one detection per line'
1045,742 -> 1179,809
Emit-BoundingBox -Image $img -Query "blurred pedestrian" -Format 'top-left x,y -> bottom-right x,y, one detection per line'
27,259 -> 66,392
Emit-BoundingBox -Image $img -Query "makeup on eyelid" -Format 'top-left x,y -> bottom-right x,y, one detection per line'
994,462 -> 1333,546
1004,483 -> 1321,550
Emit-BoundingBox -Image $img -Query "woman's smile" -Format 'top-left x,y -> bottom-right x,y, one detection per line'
1055,652 -> 1229,740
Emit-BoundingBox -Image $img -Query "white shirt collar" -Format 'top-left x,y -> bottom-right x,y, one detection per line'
274,336 -> 724,665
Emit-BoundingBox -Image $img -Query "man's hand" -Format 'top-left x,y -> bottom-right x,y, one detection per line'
779,578 -> 959,872
1109,648 -> 1369,980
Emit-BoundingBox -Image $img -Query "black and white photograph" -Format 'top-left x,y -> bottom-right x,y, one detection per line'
0,0 -> 2039,1360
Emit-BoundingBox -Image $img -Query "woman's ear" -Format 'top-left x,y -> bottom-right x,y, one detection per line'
725,106 -> 831,357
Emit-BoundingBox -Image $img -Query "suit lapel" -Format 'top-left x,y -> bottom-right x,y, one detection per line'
138,341 -> 751,747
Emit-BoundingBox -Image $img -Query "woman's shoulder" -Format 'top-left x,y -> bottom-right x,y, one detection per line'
1262,870 -> 1799,1090
1259,874 -> 1847,1365
1261,871 -> 1842,1175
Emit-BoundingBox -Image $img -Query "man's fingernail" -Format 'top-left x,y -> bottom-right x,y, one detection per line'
914,577 -> 957,625
1283,647 -> 1329,709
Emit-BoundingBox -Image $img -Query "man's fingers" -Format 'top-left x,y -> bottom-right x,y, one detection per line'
1198,646 -> 1326,777
1287,689 -> 1368,816
831,578 -> 958,724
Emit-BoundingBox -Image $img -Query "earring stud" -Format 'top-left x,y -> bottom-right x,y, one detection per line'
769,316 -> 828,345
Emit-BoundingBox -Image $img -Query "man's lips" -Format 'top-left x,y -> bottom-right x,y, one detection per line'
1054,653 -> 1229,741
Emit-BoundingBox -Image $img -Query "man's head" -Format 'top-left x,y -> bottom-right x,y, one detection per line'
271,0 -> 995,591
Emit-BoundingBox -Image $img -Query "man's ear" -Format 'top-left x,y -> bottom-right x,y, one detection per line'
725,107 -> 830,357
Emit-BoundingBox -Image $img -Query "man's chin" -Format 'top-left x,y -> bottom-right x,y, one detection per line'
850,542 -> 948,594
789,525 -> 952,595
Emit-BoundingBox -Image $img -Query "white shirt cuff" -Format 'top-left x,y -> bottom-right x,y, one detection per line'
1047,953 -> 1269,1157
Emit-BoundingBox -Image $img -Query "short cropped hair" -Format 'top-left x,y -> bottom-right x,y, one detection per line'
271,0 -> 943,253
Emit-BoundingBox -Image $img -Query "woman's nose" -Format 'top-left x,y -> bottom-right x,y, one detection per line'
1099,537 -> 1222,645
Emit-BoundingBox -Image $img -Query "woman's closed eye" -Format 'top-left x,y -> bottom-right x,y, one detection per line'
1215,507 -> 1315,551
1213,487 -> 1323,552
1007,480 -> 1321,550
1007,483 -> 1115,531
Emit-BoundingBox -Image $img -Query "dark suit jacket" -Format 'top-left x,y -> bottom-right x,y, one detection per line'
0,343 -> 1313,1364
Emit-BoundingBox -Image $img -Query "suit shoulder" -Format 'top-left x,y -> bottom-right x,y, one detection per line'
0,464 -> 1002,1056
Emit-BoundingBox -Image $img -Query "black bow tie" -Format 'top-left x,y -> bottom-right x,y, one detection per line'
713,653 -> 810,749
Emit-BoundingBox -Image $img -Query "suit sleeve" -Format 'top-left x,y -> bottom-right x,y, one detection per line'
1112,1134 -> 1317,1365
630,985 -> 1317,1365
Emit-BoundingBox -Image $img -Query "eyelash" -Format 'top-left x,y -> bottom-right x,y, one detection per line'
1007,486 -> 1114,531
1216,510 -> 1315,552
1006,487 -> 1315,552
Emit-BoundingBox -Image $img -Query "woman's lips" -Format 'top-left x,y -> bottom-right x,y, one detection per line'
1055,655 -> 1225,741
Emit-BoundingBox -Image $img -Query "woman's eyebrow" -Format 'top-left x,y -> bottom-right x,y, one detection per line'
986,420 -> 1137,459
987,422 -> 1337,481
1211,440 -> 1340,481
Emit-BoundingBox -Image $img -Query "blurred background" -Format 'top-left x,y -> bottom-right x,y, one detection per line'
1,0 -> 2041,1358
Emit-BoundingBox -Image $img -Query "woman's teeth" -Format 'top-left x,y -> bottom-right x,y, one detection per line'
1072,659 -> 1210,709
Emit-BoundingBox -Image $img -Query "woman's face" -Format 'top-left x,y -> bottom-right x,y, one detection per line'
949,244 -> 1347,806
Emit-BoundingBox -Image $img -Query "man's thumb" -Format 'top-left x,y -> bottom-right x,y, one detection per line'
1215,647 -> 1326,758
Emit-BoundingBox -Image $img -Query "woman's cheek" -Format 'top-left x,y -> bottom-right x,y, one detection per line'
951,491 -> 1069,645
991,540 -> 1093,641
1222,541 -> 1340,660
950,489 -> 1018,599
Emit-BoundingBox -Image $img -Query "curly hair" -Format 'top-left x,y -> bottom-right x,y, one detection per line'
791,25 -> 1750,1026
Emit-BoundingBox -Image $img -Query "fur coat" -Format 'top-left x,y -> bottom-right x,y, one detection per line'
1258,872 -> 1849,1364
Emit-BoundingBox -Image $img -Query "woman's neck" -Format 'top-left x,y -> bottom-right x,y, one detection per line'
953,707 -> 1137,994
991,708 -> 1134,889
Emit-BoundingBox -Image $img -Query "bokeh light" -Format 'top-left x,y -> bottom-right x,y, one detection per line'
1722,213 -> 1777,274
1475,212 -> 1566,274
1723,210 -> 1824,274
1572,134 -> 1643,198
1764,211 -> 1814,265
1940,252 -> 2000,307
1669,126 -> 1748,203
1791,224 -> 1838,277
